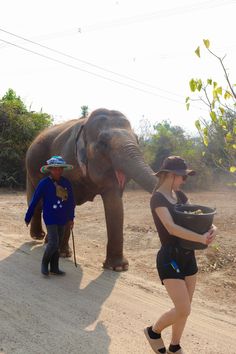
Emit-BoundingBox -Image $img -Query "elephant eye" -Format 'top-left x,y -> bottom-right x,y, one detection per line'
97,140 -> 108,151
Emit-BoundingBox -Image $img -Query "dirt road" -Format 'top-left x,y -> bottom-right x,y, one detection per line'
0,190 -> 235,353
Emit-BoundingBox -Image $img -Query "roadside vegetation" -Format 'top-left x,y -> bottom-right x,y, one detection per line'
0,89 -> 53,188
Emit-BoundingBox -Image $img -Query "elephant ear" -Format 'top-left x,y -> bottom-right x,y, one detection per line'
75,125 -> 87,177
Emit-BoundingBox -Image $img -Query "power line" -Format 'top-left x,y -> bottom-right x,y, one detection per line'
0,35 -> 207,112
79,0 -> 233,32
0,37 -> 188,105
0,27 -> 184,99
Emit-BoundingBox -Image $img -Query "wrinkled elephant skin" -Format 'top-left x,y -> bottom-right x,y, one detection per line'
26,108 -> 157,271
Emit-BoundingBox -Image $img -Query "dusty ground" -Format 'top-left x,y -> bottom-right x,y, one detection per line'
0,188 -> 235,353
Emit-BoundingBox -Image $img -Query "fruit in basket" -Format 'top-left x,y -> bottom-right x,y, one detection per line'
183,209 -> 203,215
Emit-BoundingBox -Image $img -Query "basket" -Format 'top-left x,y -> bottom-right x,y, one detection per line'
173,204 -> 216,250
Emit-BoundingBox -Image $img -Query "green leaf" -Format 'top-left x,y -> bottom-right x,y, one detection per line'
195,46 -> 200,58
213,89 -> 218,100
203,127 -> 208,136
217,87 -> 222,95
232,144 -> 236,149
203,39 -> 210,48
189,79 -> 197,92
197,79 -> 202,91
203,135 -> 209,146
230,166 -> 236,173
210,111 -> 217,122
224,90 -> 232,99
219,107 -> 225,115
195,120 -> 201,130
207,78 -> 212,85
219,117 -> 227,129
203,127 -> 208,146
186,103 -> 190,111
225,132 -> 233,142
213,82 -> 218,89
185,96 -> 190,103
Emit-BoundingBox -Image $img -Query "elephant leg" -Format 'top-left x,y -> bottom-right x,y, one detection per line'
59,223 -> 72,258
27,174 -> 45,240
101,189 -> 129,272
30,204 -> 45,240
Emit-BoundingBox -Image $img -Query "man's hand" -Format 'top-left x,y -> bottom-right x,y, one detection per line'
68,220 -> 74,230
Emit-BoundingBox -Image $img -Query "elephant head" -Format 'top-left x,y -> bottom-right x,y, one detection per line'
80,108 -> 157,194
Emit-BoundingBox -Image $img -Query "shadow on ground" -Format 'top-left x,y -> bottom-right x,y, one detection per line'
0,240 -> 120,354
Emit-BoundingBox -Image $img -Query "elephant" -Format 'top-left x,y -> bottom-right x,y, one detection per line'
26,108 -> 157,271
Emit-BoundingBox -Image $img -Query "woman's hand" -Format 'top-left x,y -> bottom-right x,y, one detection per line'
202,224 -> 217,245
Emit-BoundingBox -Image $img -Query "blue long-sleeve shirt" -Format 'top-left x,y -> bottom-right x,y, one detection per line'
25,176 -> 75,225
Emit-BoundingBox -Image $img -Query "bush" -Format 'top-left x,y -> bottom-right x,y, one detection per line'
0,89 -> 53,188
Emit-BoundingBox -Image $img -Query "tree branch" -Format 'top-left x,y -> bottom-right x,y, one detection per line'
207,48 -> 236,100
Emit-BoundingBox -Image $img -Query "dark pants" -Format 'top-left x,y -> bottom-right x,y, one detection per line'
41,224 -> 65,273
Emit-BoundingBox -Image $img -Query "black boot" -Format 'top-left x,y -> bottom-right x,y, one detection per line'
50,251 -> 65,276
41,251 -> 50,276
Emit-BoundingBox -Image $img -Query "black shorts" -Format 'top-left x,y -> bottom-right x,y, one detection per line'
156,245 -> 198,284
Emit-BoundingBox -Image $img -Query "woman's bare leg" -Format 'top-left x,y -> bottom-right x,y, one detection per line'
185,274 -> 197,302
170,274 -> 197,344
152,278 -> 192,342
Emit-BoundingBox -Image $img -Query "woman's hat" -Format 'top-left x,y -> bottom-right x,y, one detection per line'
154,156 -> 195,177
40,156 -> 74,174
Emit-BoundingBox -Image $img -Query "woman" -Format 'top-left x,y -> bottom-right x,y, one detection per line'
144,156 -> 217,354
25,156 -> 75,277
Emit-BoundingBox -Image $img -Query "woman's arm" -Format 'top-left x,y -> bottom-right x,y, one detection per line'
155,207 -> 217,245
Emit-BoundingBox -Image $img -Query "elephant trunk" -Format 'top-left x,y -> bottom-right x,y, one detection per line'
111,142 -> 157,193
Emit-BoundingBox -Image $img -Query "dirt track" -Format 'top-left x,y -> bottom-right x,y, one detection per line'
0,189 -> 236,353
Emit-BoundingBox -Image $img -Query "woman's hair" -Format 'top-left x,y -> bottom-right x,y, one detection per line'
152,172 -> 168,194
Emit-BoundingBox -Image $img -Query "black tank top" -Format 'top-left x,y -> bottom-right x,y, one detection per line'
150,190 -> 188,247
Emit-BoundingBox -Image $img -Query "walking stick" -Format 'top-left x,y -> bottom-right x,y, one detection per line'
71,229 -> 77,267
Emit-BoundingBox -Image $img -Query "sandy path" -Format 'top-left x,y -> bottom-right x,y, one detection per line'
0,232 -> 235,354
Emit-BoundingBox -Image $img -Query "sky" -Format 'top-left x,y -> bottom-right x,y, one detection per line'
1,0 -> 236,135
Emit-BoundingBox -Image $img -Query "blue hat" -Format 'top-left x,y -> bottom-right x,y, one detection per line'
40,156 -> 73,174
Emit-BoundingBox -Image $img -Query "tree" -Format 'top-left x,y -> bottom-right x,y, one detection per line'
151,121 -> 191,168
81,105 -> 89,118
0,89 -> 53,187
138,119 -> 215,189
186,40 -> 236,179
139,120 -> 198,169
1,88 -> 27,114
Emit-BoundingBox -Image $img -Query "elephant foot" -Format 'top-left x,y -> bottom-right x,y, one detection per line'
59,247 -> 72,258
30,230 -> 45,240
103,256 -> 129,272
